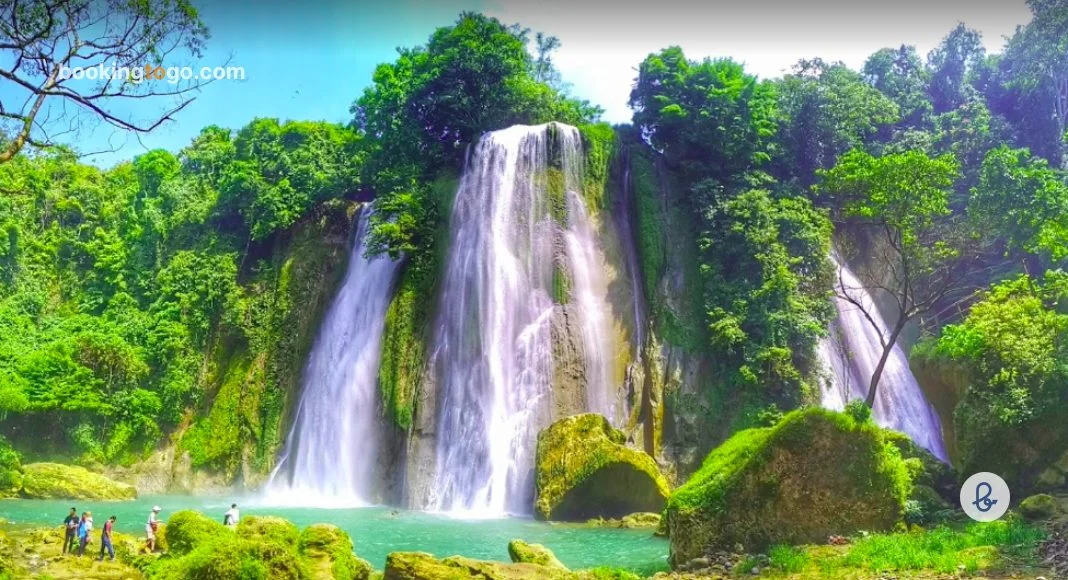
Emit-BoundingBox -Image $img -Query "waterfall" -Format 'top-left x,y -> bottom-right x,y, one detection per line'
819,256 -> 948,461
429,123 -> 615,516
264,206 -> 402,506
617,163 -> 647,354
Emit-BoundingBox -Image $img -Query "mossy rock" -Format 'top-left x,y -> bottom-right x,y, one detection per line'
385,551 -> 572,579
238,515 -> 300,548
1019,494 -> 1060,520
507,539 -> 567,569
534,414 -> 670,521
620,512 -> 661,529
164,509 -> 230,555
666,408 -> 909,566
301,523 -> 371,580
19,462 -> 137,500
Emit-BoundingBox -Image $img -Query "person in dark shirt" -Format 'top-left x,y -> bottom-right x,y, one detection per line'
62,507 -> 78,554
97,516 -> 116,562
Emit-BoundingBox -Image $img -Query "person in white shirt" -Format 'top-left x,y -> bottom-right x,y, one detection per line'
223,503 -> 240,527
145,506 -> 161,553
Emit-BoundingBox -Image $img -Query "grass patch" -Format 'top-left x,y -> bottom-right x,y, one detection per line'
763,519 -> 1047,577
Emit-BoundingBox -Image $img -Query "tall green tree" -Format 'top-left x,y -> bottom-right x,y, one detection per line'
771,59 -> 899,186
629,47 -> 778,184
971,145 -> 1068,261
863,45 -> 932,128
818,149 -> 973,407
927,24 -> 986,114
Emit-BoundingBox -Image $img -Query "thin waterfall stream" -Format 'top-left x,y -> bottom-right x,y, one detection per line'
265,206 -> 402,505
819,256 -> 949,461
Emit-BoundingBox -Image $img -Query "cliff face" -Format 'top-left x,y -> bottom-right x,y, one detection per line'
114,200 -> 360,493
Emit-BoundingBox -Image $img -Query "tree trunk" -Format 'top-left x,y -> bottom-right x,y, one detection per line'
864,317 -> 908,408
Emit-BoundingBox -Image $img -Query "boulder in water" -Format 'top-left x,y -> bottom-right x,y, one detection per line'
507,539 -> 567,569
18,462 -> 136,500
534,414 -> 670,521
385,551 -> 573,579
301,524 -> 372,580
666,408 -> 909,566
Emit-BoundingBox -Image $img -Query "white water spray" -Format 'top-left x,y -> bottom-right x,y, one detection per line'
265,206 -> 402,506
819,256 -> 948,461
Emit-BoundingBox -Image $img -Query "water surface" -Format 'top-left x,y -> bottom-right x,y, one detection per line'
0,495 -> 669,574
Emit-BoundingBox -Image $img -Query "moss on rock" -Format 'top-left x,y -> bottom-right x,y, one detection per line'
19,462 -> 137,500
238,515 -> 301,548
164,510 -> 229,555
666,408 -> 909,566
385,551 -> 573,580
534,413 -> 670,521
1019,494 -> 1060,520
300,523 -> 371,580
507,539 -> 567,569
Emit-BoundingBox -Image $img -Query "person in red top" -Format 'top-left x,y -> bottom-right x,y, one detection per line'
97,516 -> 116,562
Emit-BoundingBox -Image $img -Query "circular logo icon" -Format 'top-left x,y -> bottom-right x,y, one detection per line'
960,472 -> 1010,522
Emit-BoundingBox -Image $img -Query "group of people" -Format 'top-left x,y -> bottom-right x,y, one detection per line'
61,503 -> 241,562
61,508 -> 116,561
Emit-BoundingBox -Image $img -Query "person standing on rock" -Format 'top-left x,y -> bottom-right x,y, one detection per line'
145,505 -> 161,553
62,507 -> 78,554
76,511 -> 93,556
97,516 -> 116,562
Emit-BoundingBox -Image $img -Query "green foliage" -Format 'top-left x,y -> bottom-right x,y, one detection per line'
354,12 -> 600,267
696,189 -> 834,404
839,520 -> 1044,574
971,145 -> 1068,260
845,399 -> 873,424
630,47 -> 777,184
769,544 -> 810,573
579,123 -> 616,209
923,271 -> 1068,487
862,45 -> 932,128
772,59 -> 899,185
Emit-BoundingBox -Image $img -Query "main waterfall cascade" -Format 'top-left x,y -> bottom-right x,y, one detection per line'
428,123 -> 619,516
265,206 -> 402,506
819,256 -> 949,462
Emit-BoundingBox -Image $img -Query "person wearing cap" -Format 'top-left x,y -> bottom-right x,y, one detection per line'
145,506 -> 161,553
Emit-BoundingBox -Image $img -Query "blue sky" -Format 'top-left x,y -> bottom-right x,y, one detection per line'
5,0 -> 1034,167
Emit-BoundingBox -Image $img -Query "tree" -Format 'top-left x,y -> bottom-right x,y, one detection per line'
862,45 -> 932,128
771,59 -> 899,186
971,145 -> 1068,261
533,32 -> 562,87
629,47 -> 778,184
697,188 -> 834,403
817,149 -> 974,407
999,0 -> 1068,167
927,23 -> 986,114
0,0 -> 210,162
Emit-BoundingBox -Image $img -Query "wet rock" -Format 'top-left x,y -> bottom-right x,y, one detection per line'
1020,494 -> 1061,521
534,414 -> 670,521
301,524 -> 372,580
507,539 -> 567,569
385,551 -> 572,579
19,463 -> 137,500
666,408 -> 908,566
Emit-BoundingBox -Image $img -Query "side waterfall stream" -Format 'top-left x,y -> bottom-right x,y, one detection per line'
819,256 -> 949,461
265,207 -> 402,505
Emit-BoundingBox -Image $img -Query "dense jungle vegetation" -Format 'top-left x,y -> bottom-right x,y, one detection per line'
0,1 -> 1065,489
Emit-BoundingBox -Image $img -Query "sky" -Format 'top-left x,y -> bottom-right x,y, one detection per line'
2,0 -> 1035,167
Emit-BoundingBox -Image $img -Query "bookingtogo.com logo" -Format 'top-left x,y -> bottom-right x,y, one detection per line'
57,63 -> 246,84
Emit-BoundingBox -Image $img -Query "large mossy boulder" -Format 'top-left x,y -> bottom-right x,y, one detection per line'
534,414 -> 670,521
666,408 -> 909,566
507,539 -> 566,569
237,515 -> 300,548
163,510 -> 230,555
300,523 -> 372,580
385,551 -> 573,580
19,462 -> 137,500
